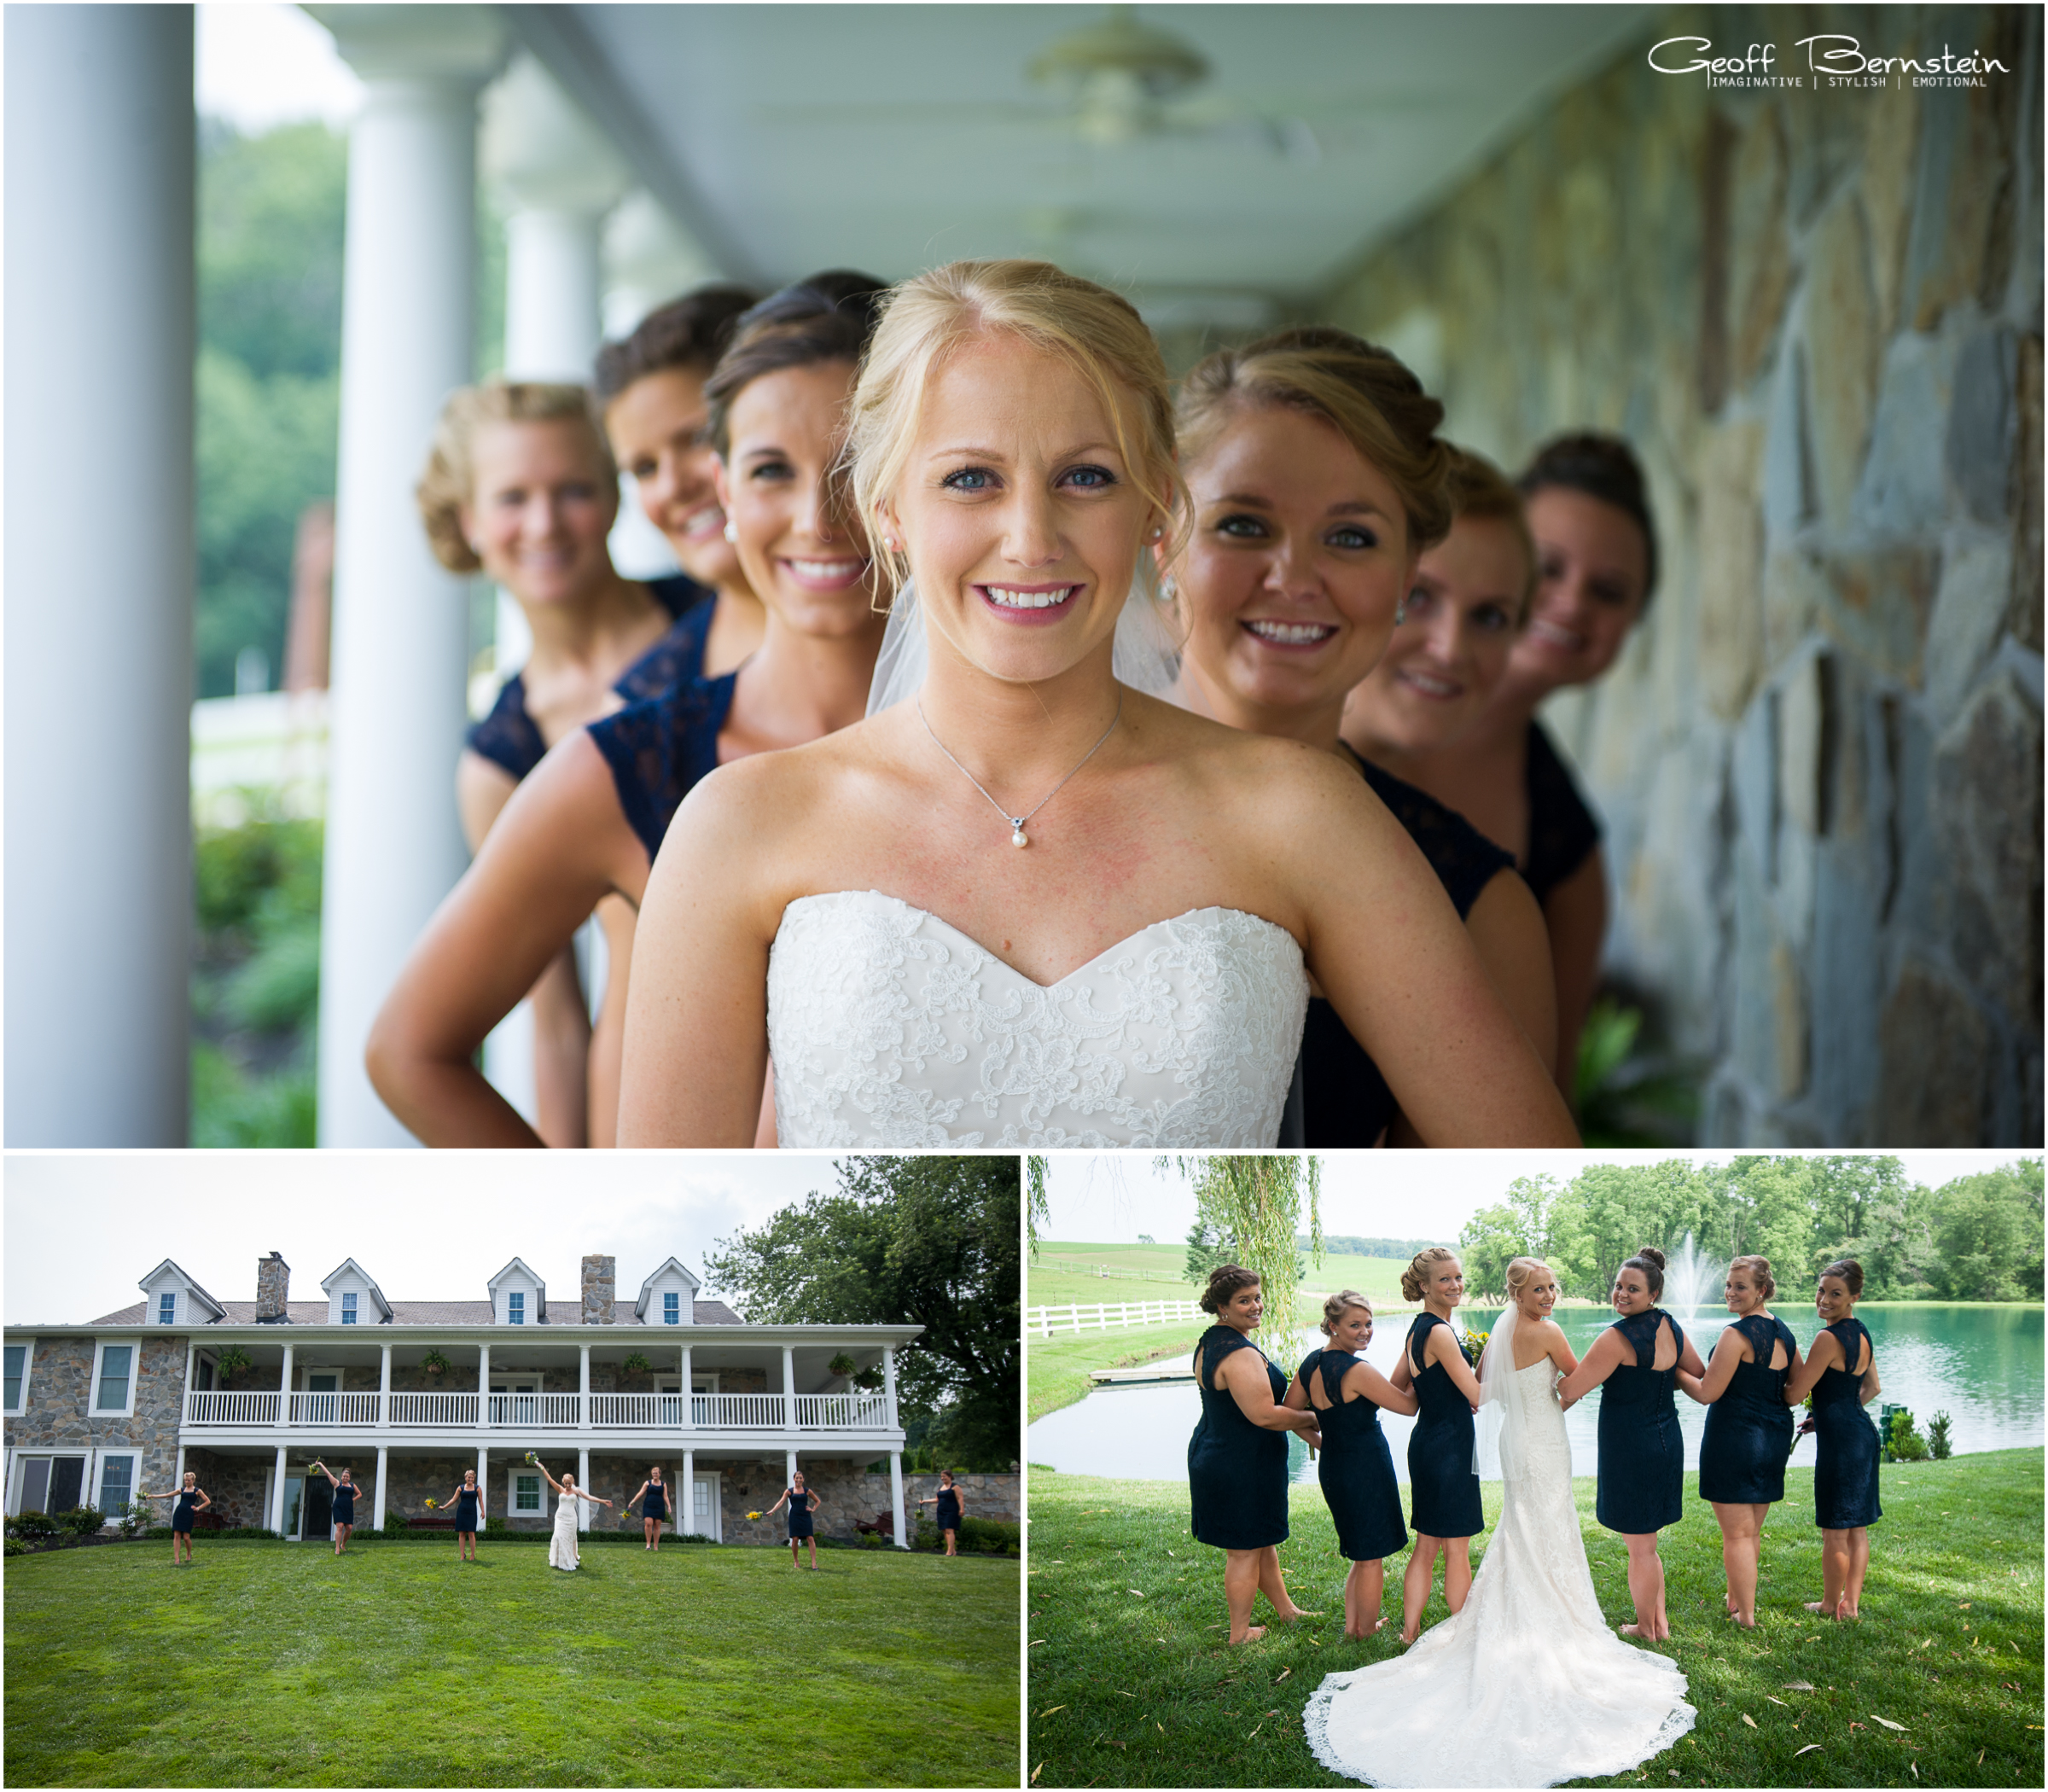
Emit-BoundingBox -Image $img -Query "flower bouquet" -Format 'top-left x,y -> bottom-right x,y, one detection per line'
746,1510 -> 764,1521
425,1498 -> 439,1510
1462,1327 -> 1490,1363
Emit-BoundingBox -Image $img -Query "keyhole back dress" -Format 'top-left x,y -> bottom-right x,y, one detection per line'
1405,1312 -> 1482,1540
1811,1318 -> 1882,1530
1596,1307 -> 1685,1534
1188,1326 -> 1290,1551
1300,1346 -> 1406,1562
1697,1312 -> 1798,1506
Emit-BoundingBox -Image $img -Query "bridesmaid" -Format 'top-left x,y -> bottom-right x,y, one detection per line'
1386,1247 -> 1483,1642
436,1466 -> 483,1562
1678,1255 -> 1800,1626
137,1470 -> 210,1566
765,1471 -> 823,1569
1782,1259 -> 1882,1619
625,1463 -> 670,1551
1286,1289 -> 1417,1639
1560,1247 -> 1706,1640
311,1460 -> 360,1557
1189,1265 -> 1324,1644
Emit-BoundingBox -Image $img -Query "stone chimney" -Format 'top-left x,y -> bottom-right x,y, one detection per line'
580,1254 -> 615,1324
255,1252 -> 290,1322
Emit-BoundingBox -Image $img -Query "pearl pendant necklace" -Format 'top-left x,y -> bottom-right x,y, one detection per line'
916,693 -> 1123,849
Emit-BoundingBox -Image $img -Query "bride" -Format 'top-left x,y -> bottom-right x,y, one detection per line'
1305,1256 -> 1695,1788
615,259 -> 1577,1147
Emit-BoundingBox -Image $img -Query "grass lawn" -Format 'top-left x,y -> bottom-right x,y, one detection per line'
1031,1246 -> 1418,1315
1027,1448 -> 2043,1788
4,1539 -> 1019,1787
1029,1318 -> 1212,1424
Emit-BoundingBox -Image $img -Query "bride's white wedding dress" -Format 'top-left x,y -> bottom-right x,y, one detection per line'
765,891 -> 1307,1146
1304,1353 -> 1696,1789
549,1490 -> 582,1571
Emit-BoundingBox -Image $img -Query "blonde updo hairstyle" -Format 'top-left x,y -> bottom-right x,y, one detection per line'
1175,325 -> 1456,560
1321,1289 -> 1373,1336
847,259 -> 1186,596
1729,1254 -> 1777,1300
1399,1246 -> 1460,1304
1504,1256 -> 1551,1307
416,381 -> 615,574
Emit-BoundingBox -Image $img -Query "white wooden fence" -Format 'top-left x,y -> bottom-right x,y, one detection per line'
1028,1299 -> 1206,1337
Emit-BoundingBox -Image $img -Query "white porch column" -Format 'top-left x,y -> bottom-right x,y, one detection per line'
277,1345 -> 295,1430
577,1446 -> 591,1531
681,1447 -> 696,1535
183,1343 -> 197,1421
679,1345 -> 693,1428
477,1343 -> 491,1429
476,1446 -> 491,1525
271,1445 -> 290,1534
378,1344 -> 393,1425
3,4 -> 195,1143
785,1449 -> 799,1492
781,1345 -> 795,1428
372,1444 -> 388,1530
889,1451 -> 908,1551
579,1344 -> 591,1430
307,7 -> 509,1144
174,1444 -> 187,1487
882,1345 -> 899,1431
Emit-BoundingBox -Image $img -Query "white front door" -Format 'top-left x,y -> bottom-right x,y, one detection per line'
691,1471 -> 721,1542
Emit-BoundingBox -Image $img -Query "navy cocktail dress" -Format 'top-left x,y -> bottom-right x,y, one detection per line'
786,1490 -> 815,1539
1812,1318 -> 1882,1529
1596,1308 -> 1685,1534
331,1482 -> 356,1527
1698,1312 -> 1797,1505
1405,1312 -> 1481,1539
1189,1325 -> 1290,1550
454,1488 -> 480,1531
1301,1347 -> 1406,1562
934,1487 -> 962,1529
172,1491 -> 197,1534
643,1482 -> 667,1522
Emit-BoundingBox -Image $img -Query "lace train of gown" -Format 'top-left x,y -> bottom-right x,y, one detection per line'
765,891 -> 1308,1146
1304,1359 -> 1696,1788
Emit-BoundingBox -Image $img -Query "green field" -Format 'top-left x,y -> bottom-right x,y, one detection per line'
1027,1449 -> 2044,1789
3,1539 -> 1019,1786
1028,1318 -> 1211,1424
1031,1242 -> 1415,1312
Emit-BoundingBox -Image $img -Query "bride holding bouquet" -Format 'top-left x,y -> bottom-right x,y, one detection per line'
532,1456 -> 611,1572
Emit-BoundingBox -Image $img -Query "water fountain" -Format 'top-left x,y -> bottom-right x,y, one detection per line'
1661,1231 -> 1727,1332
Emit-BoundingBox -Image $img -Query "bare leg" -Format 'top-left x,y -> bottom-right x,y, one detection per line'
1256,1545 -> 1307,1621
1842,1527 -> 1869,1615
1442,1538 -> 1473,1614
1401,1535 -> 1441,1643
1344,1558 -> 1386,1639
807,1536 -> 817,1568
789,1538 -> 800,1567
1711,1502 -> 1764,1626
1620,1533 -> 1668,1639
1223,1549 -> 1267,1644
1812,1527 -> 1853,1618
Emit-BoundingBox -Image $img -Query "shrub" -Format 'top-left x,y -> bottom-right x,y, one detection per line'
3,1538 -> 26,1558
913,1517 -> 940,1551
12,1510 -> 59,1543
381,1510 -> 410,1537
484,1515 -> 508,1534
117,1499 -> 153,1539
858,1531 -> 882,1549
959,1516 -> 1020,1555
58,1506 -> 106,1536
1888,1409 -> 1930,1462
1928,1411 -> 1953,1460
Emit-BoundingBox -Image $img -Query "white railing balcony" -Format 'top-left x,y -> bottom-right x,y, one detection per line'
695,1392 -> 786,1428
487,1392 -> 580,1428
591,1393 -> 689,1428
288,1391 -> 381,1426
794,1391 -> 893,1428
389,1391 -> 479,1427
185,1390 -> 282,1425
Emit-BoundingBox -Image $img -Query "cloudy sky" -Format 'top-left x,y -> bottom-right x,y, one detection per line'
1039,1149 -> 2035,1246
3,1153 -> 853,1325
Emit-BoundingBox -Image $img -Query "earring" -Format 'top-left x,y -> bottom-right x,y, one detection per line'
1393,590 -> 1417,625
1147,525 -> 1164,543
722,521 -> 738,543
1161,574 -> 1178,602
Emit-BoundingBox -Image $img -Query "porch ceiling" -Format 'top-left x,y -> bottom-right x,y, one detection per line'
526,3 -> 1653,308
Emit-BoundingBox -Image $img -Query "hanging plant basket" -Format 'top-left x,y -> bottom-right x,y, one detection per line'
621,1352 -> 652,1376
421,1349 -> 451,1378
214,1346 -> 251,1388
828,1353 -> 858,1379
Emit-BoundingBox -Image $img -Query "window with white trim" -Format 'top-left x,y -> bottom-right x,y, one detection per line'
513,1472 -> 541,1513
92,1342 -> 135,1415
663,1291 -> 680,1324
508,1291 -> 526,1324
694,1481 -> 712,1519
157,1293 -> 176,1325
341,1292 -> 358,1325
3,1343 -> 26,1413
98,1453 -> 137,1516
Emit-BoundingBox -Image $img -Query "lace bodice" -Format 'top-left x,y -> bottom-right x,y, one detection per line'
765,891 -> 1308,1146
1499,1356 -> 1574,1485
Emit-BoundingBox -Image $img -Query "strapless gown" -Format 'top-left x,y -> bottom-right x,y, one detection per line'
765,890 -> 1308,1146
1305,1358 -> 1695,1788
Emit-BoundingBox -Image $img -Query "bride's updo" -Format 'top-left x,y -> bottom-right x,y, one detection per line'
1504,1256 -> 1550,1306
1620,1246 -> 1666,1298
1399,1246 -> 1460,1303
1321,1289 -> 1373,1335
846,259 -> 1184,591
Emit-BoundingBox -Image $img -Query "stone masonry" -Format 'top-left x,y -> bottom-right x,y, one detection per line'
3,1335 -> 184,1510
580,1255 -> 615,1325
1321,3 -> 2042,1143
254,1253 -> 290,1320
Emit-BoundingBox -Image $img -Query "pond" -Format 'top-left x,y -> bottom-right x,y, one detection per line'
1027,1303 -> 2045,1486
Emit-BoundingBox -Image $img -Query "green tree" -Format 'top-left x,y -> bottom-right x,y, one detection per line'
1455,1204 -> 1527,1295
703,1157 -> 1019,1469
1184,1217 -> 1236,1287
1163,1156 -> 1320,1345
1929,1166 -> 2042,1300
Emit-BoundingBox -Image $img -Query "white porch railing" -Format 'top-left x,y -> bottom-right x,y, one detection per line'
184,1390 -> 282,1425
1027,1299 -> 1206,1336
288,1391 -> 380,1426
387,1392 -> 480,1426
694,1392 -> 785,1428
590,1393 -> 689,1427
486,1392 -> 580,1427
794,1391 -> 893,1428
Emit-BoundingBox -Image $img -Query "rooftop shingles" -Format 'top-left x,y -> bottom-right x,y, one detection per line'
82,1298 -> 743,1327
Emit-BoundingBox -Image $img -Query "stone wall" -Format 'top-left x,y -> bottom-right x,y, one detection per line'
180,1448 -> 276,1528
4,1335 -> 185,1503
1319,3 -> 2041,1143
897,1472 -> 1020,1526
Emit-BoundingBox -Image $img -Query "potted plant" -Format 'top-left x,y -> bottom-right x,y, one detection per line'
621,1351 -> 651,1376
421,1348 -> 451,1379
852,1366 -> 883,1392
214,1344 -> 251,1387
828,1352 -> 858,1379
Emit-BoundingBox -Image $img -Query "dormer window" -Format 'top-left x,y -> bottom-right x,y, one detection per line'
663,1292 -> 680,1324
341,1292 -> 358,1325
158,1293 -> 176,1325
509,1292 -> 526,1325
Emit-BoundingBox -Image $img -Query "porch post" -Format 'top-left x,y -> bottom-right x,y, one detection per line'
476,1446 -> 490,1526
306,6 -> 509,1143
889,1450 -> 907,1551
477,1342 -> 491,1429
579,1343 -> 591,1430
277,1343 -> 295,1430
882,1344 -> 899,1431
183,1341 -> 196,1411
785,1448 -> 799,1492
577,1446 -> 591,1531
174,1444 -> 186,1487
781,1344 -> 794,1428
271,1444 -> 289,1534
378,1343 -> 393,1426
4,3 -> 195,1145
681,1446 -> 695,1535
372,1443 -> 388,1530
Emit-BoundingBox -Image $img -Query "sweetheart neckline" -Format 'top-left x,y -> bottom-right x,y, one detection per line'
777,889 -> 1304,992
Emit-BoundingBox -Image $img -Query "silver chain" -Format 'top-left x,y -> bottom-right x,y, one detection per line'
915,692 -> 1123,848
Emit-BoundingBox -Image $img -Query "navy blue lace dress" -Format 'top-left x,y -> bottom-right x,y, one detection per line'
1405,1312 -> 1482,1539
1698,1312 -> 1797,1505
585,669 -> 738,861
642,1481 -> 667,1522
1812,1318 -> 1882,1529
330,1481 -> 356,1527
172,1490 -> 198,1534
1521,720 -> 1602,903
464,574 -> 712,782
1300,1346 -> 1406,1562
786,1489 -> 815,1539
1595,1308 -> 1685,1533
454,1487 -> 480,1532
1300,752 -> 1516,1145
1189,1326 -> 1291,1550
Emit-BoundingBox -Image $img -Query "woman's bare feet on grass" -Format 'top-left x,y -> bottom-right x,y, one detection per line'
1230,1626 -> 1269,1644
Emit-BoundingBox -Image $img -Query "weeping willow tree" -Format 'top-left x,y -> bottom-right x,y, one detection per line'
1162,1155 -> 1323,1345
1027,1156 -> 1048,1261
